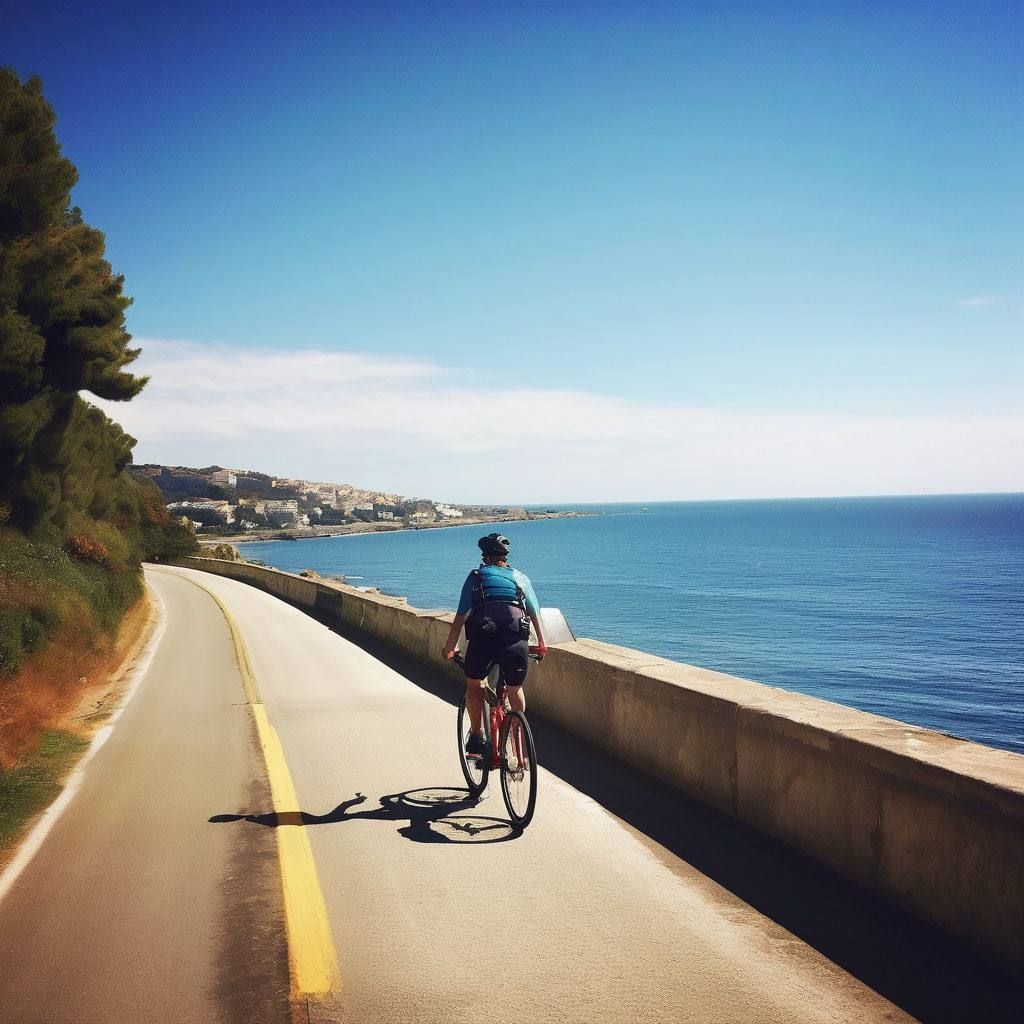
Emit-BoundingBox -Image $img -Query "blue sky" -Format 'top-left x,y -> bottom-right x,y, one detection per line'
4,1 -> 1022,500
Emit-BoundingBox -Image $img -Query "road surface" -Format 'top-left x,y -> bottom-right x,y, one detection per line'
0,564 -> 916,1023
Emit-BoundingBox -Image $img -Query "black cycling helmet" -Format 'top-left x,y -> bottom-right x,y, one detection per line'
478,532 -> 511,558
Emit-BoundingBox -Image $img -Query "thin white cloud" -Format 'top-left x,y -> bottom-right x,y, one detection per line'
959,295 -> 1001,308
93,339 -> 1024,503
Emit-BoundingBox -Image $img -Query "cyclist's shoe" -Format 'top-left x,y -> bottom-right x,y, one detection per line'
465,732 -> 488,763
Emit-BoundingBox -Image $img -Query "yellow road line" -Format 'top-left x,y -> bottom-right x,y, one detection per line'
251,703 -> 340,997
149,567 -> 341,999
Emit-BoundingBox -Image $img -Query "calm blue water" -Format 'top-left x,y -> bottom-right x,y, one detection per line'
243,494 -> 1024,754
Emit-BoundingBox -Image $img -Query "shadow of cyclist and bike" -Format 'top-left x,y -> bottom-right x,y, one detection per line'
210,786 -> 519,844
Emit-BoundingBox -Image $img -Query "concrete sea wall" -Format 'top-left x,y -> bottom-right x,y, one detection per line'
174,555 -> 1024,976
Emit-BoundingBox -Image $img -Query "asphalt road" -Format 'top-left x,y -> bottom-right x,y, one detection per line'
0,565 -> 916,1024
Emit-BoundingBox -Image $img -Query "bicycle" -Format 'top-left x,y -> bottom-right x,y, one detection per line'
453,650 -> 540,829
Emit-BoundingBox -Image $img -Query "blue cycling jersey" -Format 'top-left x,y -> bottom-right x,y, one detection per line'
457,564 -> 540,618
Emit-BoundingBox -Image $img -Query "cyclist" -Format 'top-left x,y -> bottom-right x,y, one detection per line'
442,533 -> 547,762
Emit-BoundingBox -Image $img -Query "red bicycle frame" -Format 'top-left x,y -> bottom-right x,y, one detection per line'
484,683 -> 507,770
484,680 -> 528,771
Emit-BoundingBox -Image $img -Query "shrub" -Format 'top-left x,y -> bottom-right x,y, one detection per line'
64,533 -> 109,565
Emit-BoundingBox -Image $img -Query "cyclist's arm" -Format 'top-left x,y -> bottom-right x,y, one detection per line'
442,612 -> 467,660
442,574 -> 476,659
529,611 -> 548,659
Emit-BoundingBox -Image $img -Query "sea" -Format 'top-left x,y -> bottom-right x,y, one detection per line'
241,494 -> 1023,755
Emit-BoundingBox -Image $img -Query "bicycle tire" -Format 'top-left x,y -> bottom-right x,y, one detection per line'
457,695 -> 490,797
499,710 -> 537,828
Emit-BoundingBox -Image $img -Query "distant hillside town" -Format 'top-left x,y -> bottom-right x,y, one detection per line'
129,464 -> 510,535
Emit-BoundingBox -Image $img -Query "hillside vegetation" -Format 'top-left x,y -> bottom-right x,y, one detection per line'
0,69 -> 194,766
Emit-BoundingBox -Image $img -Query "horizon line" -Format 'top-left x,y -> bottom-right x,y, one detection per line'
507,490 -> 1024,507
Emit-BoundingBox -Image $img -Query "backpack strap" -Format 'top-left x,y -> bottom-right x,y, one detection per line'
470,568 -> 485,610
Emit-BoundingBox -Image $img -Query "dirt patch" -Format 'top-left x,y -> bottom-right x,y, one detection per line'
54,594 -> 158,740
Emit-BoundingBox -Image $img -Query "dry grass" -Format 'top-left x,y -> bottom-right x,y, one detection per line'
0,589 -> 155,867
0,594 -> 153,770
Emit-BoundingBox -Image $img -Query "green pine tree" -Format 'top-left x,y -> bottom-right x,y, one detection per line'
0,68 -> 146,531
0,68 -> 195,677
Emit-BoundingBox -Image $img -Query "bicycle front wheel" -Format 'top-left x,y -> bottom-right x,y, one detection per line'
457,695 -> 489,797
499,710 -> 537,828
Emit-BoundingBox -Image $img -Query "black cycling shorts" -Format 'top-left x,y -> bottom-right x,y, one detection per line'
463,636 -> 530,686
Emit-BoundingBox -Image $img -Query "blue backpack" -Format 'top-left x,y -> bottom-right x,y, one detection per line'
469,566 -> 530,638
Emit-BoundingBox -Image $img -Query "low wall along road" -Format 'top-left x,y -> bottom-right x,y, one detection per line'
174,556 -> 1024,978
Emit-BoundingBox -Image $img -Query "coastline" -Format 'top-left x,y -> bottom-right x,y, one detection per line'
202,509 -> 590,546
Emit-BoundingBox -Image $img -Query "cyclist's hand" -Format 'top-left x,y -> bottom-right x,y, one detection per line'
531,643 -> 548,661
442,643 -> 456,661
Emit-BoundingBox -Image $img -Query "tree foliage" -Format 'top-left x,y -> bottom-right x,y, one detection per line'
0,68 -> 149,531
0,69 -> 194,675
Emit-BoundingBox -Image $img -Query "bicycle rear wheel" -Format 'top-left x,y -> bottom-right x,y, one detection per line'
499,710 -> 537,828
457,695 -> 490,797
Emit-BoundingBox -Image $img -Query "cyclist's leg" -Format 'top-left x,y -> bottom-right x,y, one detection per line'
465,677 -> 486,734
462,640 -> 494,737
498,640 -> 530,713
